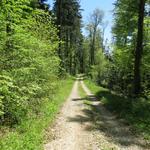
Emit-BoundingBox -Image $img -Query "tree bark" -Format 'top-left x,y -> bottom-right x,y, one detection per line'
57,0 -> 62,59
133,0 -> 145,96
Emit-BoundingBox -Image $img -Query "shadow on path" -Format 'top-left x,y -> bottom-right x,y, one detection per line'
68,91 -> 148,149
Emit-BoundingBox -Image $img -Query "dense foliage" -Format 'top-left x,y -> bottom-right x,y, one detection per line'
82,0 -> 150,139
85,0 -> 150,98
0,0 -> 60,125
0,79 -> 73,150
0,0 -> 150,148
53,0 -> 83,75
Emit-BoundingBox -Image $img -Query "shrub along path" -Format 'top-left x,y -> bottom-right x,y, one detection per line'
44,79 -> 149,150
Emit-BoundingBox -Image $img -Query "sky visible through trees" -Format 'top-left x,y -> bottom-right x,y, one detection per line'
47,0 -> 115,42
0,0 -> 149,149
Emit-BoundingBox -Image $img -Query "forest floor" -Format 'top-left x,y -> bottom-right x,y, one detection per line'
44,79 -> 149,150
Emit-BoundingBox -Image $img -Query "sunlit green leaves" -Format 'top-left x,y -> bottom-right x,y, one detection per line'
0,0 -> 60,125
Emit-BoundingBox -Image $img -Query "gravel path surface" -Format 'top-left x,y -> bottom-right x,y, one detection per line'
44,80 -> 100,150
44,80 -> 149,150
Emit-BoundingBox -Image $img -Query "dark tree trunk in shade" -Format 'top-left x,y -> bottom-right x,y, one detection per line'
133,0 -> 145,96
57,0 -> 62,59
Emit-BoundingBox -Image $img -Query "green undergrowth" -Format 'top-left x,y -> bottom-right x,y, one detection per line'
85,79 -> 150,140
0,78 -> 74,150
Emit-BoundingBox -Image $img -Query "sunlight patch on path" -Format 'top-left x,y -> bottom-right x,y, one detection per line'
44,80 -> 100,150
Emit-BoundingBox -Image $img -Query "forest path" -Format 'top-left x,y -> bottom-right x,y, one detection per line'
44,79 -> 149,150
44,80 -> 99,150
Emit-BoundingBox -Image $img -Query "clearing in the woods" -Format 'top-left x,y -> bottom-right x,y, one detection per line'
44,79 -> 148,150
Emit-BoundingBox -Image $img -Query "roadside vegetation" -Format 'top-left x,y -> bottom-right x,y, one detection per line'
85,80 -> 150,140
0,0 -> 149,149
0,79 -> 73,150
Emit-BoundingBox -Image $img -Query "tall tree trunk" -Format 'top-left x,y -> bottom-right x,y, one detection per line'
133,0 -> 145,96
92,28 -> 96,65
89,33 -> 92,66
57,0 -> 62,58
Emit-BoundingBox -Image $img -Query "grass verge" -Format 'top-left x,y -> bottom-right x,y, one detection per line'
78,82 -> 86,98
0,78 -> 74,150
84,79 -> 150,140
78,82 -> 93,106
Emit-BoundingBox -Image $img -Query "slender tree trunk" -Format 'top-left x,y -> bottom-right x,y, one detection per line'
65,29 -> 69,72
89,30 -> 92,66
57,0 -> 62,58
133,0 -> 145,96
70,33 -> 73,74
91,27 -> 96,65
81,51 -> 84,73
92,31 -> 96,65
70,54 -> 72,74
56,0 -> 64,75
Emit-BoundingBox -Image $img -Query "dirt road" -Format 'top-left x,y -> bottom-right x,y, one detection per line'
44,80 -> 149,150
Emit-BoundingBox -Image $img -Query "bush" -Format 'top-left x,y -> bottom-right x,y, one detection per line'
0,75 -> 27,125
0,2 -> 60,125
